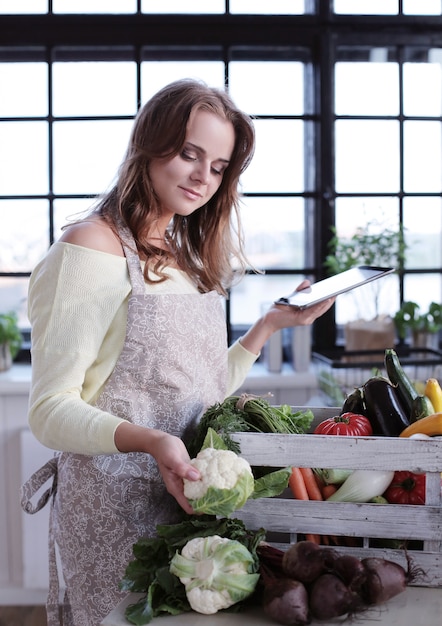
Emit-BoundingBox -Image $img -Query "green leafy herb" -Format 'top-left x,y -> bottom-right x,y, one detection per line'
188,395 -> 314,458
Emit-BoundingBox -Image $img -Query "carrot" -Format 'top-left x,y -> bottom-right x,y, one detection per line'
299,468 -> 323,501
289,468 -> 321,544
321,484 -> 338,500
306,533 -> 321,544
289,467 -> 309,500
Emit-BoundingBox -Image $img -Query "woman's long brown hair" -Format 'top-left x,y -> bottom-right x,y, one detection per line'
95,78 -> 256,295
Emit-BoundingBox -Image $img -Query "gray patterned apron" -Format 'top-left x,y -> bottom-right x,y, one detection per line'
21,230 -> 228,626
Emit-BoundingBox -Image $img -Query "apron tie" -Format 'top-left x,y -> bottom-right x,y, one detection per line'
20,456 -> 58,514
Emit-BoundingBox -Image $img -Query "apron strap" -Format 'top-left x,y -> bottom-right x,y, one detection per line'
21,455 -> 63,625
20,456 -> 58,514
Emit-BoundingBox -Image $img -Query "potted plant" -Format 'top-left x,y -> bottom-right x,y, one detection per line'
394,301 -> 442,350
324,218 -> 406,352
0,312 -> 22,371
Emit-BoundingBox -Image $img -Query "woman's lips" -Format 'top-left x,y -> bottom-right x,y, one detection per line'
180,186 -> 202,200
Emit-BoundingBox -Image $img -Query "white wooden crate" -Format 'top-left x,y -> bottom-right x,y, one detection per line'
231,407 -> 442,588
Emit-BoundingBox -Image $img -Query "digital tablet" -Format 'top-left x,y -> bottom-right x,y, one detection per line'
275,265 -> 395,310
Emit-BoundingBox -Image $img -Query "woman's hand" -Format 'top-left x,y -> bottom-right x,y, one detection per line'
151,431 -> 201,514
264,279 -> 336,331
114,422 -> 200,514
239,279 -> 335,356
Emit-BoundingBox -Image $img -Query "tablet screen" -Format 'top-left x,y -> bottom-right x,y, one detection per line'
275,266 -> 395,310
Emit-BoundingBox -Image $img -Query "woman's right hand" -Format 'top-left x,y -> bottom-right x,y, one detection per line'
114,422 -> 200,514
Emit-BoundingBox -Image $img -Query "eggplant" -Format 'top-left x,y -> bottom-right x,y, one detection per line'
341,386 -> 366,416
363,377 -> 410,437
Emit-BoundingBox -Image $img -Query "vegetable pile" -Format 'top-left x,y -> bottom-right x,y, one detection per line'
257,540 -> 423,625
339,348 -> 442,438
118,350 -> 439,624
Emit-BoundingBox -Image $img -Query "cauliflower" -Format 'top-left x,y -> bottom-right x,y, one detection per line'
169,535 -> 260,615
183,447 -> 255,517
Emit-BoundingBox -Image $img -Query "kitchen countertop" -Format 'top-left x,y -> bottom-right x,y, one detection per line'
102,586 -> 442,626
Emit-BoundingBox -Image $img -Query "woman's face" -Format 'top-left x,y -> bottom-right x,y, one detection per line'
149,108 -> 235,224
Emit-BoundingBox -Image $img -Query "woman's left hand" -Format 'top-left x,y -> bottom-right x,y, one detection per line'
265,279 -> 336,331
239,280 -> 335,356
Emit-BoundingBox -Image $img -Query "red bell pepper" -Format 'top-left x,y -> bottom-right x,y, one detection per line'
383,470 -> 426,505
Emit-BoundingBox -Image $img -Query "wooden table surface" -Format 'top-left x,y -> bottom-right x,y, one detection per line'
102,586 -> 442,626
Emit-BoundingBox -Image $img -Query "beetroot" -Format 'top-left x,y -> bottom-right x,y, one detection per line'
331,553 -> 367,592
263,577 -> 311,625
309,572 -> 364,620
282,541 -> 334,584
361,557 -> 409,605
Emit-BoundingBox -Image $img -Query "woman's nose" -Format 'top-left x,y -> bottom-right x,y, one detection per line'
191,161 -> 210,184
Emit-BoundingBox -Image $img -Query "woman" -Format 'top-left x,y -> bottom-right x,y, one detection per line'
21,79 -> 334,626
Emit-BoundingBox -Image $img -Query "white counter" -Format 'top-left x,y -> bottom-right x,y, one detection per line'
102,587 -> 442,626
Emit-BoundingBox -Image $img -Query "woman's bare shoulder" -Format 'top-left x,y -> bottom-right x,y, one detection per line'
59,218 -> 124,257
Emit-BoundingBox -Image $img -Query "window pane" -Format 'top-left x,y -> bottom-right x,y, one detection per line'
333,0 -> 398,14
52,62 -> 137,117
230,273 -> 306,326
333,197 -> 400,324
335,61 -> 399,116
53,198 -> 95,241
335,120 -> 400,193
140,61 -> 225,102
403,55 -> 442,117
0,63 -> 48,116
335,272 -> 399,325
240,119 -> 304,193
229,61 -> 304,116
0,200 -> 49,272
404,274 -> 442,312
53,0 -> 136,13
240,197 -> 305,269
403,197 -> 442,269
0,277 -> 30,329
52,120 -> 133,194
403,121 -> 442,193
0,122 -> 48,194
334,197 -> 399,239
141,0 -> 224,13
230,0 -> 305,14
403,0 -> 442,15
0,0 -> 47,13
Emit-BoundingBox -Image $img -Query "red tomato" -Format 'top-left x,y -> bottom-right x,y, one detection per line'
383,471 -> 426,505
313,412 -> 373,436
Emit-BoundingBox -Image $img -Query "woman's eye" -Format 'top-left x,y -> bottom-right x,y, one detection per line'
181,150 -> 197,162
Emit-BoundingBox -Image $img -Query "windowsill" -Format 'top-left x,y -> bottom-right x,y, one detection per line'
0,363 -> 32,394
239,362 -> 317,388
0,362 -> 318,395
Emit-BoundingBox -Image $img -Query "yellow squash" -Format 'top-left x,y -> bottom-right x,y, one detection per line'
399,412 -> 442,438
424,378 -> 442,413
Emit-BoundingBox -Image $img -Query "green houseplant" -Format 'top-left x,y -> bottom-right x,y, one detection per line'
394,301 -> 442,350
0,312 -> 22,371
324,218 -> 406,351
324,219 -> 406,320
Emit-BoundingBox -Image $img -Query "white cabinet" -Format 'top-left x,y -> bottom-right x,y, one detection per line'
0,365 -> 51,602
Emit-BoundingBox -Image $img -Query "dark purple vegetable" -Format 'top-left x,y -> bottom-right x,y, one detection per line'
282,541 -> 335,584
361,557 -> 410,604
363,377 -> 410,436
341,386 -> 366,416
309,573 -> 364,620
331,553 -> 367,592
263,577 -> 311,626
